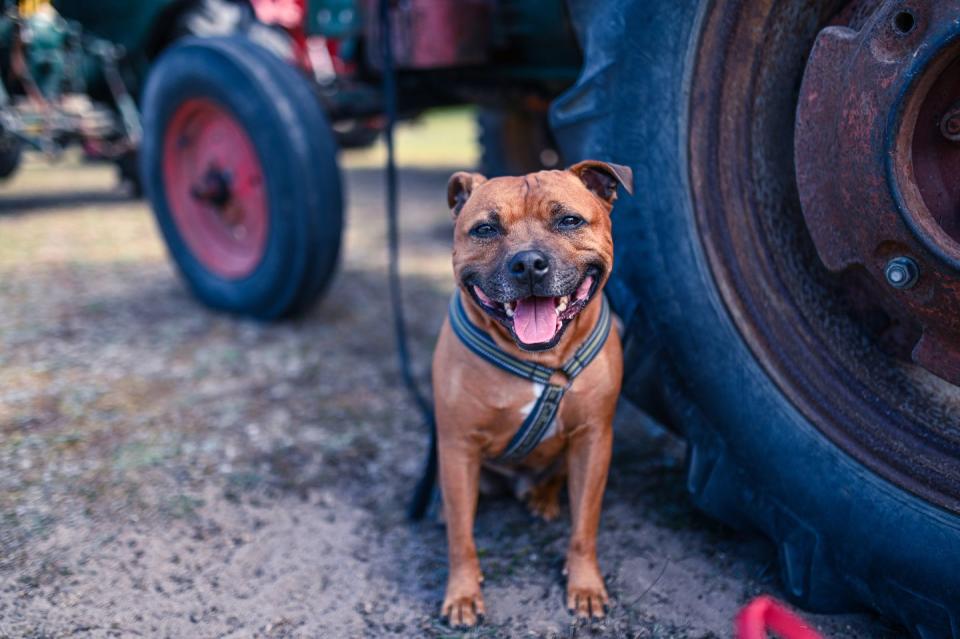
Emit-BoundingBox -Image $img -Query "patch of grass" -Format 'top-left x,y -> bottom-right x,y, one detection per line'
0,207 -> 164,268
342,106 -> 478,169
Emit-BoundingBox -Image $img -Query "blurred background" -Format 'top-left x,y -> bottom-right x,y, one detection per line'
0,0 -> 941,637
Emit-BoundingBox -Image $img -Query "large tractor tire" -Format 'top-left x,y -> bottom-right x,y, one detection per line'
552,1 -> 960,636
140,37 -> 342,319
116,150 -> 141,197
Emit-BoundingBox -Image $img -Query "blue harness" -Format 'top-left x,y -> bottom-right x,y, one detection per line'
448,291 -> 612,464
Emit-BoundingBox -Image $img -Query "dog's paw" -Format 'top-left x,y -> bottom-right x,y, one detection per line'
565,562 -> 608,620
527,491 -> 561,521
526,478 -> 562,521
566,583 -> 608,620
441,586 -> 485,628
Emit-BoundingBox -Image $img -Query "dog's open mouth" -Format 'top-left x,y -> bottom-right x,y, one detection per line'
469,270 -> 600,349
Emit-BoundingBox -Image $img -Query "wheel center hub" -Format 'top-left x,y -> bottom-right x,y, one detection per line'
191,165 -> 233,210
796,0 -> 960,384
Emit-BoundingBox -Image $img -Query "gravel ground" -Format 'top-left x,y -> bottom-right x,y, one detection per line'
0,148 -> 904,638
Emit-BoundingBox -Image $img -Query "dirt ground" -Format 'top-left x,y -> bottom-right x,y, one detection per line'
0,134 -> 904,637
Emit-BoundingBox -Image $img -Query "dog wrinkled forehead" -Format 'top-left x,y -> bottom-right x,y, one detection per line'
446,161 -> 633,221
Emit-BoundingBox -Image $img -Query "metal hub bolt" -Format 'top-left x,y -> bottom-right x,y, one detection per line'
939,102 -> 960,141
884,256 -> 920,289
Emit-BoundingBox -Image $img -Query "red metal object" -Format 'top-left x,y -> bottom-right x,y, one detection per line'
795,0 -> 960,384
323,36 -> 353,75
364,0 -> 492,70
736,597 -> 824,639
250,0 -> 312,71
162,99 -> 268,280
249,0 -> 303,28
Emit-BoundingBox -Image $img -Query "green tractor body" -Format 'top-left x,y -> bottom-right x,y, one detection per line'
52,0 -> 171,54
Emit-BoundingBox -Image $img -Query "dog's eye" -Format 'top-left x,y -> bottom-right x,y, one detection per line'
557,215 -> 585,230
470,223 -> 499,239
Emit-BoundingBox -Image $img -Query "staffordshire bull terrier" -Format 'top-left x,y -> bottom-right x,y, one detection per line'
433,160 -> 633,627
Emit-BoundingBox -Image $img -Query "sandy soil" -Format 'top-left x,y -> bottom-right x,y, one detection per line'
0,153 -> 904,638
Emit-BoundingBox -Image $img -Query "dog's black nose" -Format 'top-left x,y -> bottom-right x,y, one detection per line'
508,250 -> 550,284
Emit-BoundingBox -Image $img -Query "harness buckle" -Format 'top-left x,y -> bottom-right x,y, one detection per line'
549,369 -> 574,390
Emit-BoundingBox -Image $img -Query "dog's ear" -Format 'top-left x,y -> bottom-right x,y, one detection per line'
447,171 -> 487,216
568,160 -> 633,204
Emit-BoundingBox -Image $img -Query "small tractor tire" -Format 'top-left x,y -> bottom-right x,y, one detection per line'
140,36 -> 343,319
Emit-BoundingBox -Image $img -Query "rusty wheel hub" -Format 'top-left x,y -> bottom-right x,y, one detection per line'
689,0 -> 960,514
796,0 -> 960,384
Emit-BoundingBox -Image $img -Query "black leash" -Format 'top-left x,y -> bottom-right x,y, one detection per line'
378,0 -> 438,521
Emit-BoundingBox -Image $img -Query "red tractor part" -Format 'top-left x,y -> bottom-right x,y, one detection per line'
363,0 -> 492,70
737,597 -> 824,639
249,0 -> 311,70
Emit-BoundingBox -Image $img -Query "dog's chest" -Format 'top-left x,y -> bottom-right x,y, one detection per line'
480,379 -> 571,465
517,382 -> 560,439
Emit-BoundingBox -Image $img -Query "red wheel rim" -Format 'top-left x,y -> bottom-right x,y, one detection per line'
163,99 -> 268,280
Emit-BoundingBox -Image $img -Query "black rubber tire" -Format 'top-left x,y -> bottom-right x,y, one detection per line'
552,1 -> 960,636
116,150 -> 142,197
333,120 -> 381,150
140,36 -> 343,319
0,137 -> 22,180
477,108 -> 562,177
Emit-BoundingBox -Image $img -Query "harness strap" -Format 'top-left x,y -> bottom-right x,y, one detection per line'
449,293 -> 555,384
449,291 -> 612,464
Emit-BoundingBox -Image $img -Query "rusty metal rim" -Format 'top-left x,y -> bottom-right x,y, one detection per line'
688,0 -> 960,514
795,1 -> 960,386
889,34 -> 960,273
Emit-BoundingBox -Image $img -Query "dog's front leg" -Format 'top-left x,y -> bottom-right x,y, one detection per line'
438,436 -> 485,627
564,420 -> 613,619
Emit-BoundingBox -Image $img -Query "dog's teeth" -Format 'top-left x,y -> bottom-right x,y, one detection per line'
556,302 -> 567,313
505,306 -> 514,317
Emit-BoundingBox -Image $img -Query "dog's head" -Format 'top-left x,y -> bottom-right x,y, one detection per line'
448,160 -> 633,351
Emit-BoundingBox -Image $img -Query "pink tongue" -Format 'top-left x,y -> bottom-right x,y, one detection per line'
513,296 -> 558,344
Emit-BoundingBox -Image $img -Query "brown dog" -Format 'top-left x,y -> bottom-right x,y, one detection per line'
433,160 -> 633,627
